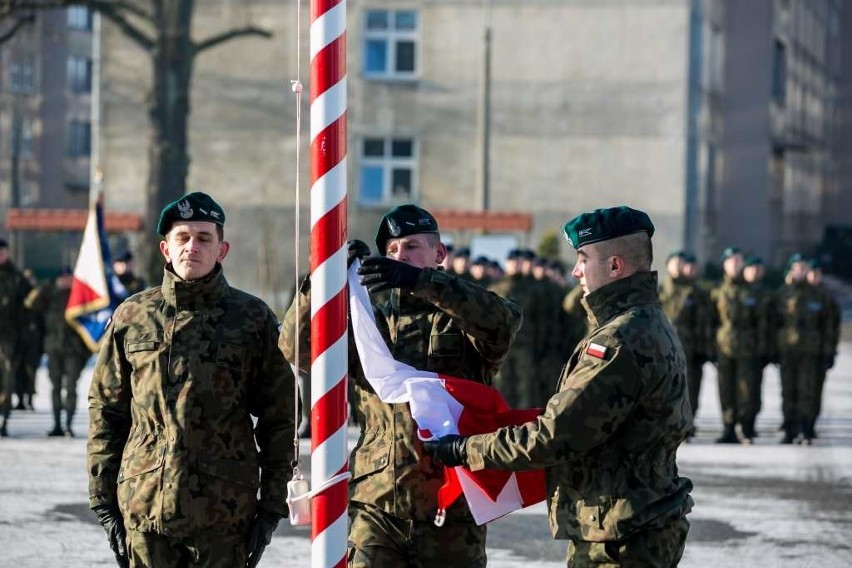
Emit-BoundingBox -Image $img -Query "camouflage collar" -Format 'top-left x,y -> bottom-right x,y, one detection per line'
162,263 -> 229,309
583,271 -> 660,327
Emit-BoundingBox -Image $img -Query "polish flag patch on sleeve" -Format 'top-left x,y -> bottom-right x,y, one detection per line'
586,342 -> 608,359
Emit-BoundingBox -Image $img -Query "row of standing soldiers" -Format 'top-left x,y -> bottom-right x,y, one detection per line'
0,241 -> 147,438
447,244 -> 840,447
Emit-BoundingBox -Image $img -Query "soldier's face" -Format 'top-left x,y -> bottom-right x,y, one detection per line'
666,257 -> 682,278
160,221 -> 230,281
807,269 -> 822,285
723,255 -> 743,278
571,244 -> 612,296
385,234 -> 445,269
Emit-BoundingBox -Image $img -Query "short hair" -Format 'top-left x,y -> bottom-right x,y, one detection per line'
596,232 -> 653,271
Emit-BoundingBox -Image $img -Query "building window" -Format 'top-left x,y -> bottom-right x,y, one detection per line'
363,9 -> 418,79
772,39 -> 787,103
9,59 -> 35,93
9,116 -> 34,159
67,56 -> 92,93
358,137 -> 416,205
67,6 -> 92,30
67,121 -> 91,157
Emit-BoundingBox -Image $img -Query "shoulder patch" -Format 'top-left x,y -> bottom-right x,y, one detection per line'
586,342 -> 607,359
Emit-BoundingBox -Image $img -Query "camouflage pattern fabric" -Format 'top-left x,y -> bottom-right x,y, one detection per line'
489,274 -> 537,407
814,284 -> 841,419
281,267 -> 520,563
13,305 -> 44,401
118,272 -> 149,296
565,515 -> 689,567
126,529 -> 247,567
715,354 -> 761,428
347,503 -> 487,568
659,276 -> 714,418
465,272 -> 693,544
774,281 -> 839,432
0,260 -> 33,423
88,264 -> 297,537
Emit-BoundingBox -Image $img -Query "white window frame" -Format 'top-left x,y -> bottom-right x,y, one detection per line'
358,136 -> 418,207
362,9 -> 419,80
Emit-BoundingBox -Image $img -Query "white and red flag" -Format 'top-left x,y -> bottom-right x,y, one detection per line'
348,263 -> 546,525
65,194 -> 128,352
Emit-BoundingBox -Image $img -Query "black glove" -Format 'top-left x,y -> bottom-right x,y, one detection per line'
825,354 -> 835,370
347,239 -> 371,267
422,434 -> 469,467
92,504 -> 129,568
357,256 -> 422,293
246,509 -> 281,568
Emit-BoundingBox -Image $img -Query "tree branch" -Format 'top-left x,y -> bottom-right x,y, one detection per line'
0,14 -> 34,45
194,25 -> 272,55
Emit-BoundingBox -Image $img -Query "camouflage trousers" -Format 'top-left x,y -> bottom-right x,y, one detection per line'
716,355 -> 761,426
47,349 -> 90,418
494,347 -> 537,409
0,340 -> 13,421
565,517 -> 689,567
779,354 -> 822,428
347,502 -> 486,568
685,356 -> 705,419
14,339 -> 42,399
125,530 -> 247,567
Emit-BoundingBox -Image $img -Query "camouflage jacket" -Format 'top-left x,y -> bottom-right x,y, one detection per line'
659,276 -> 714,360
774,282 -> 838,355
466,272 -> 694,541
281,267 -> 522,523
25,282 -> 91,357
118,271 -> 149,296
87,265 -> 297,536
0,260 -> 33,346
710,277 -> 768,357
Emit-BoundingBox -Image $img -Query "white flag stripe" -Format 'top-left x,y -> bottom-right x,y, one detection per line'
74,208 -> 109,296
310,158 -> 348,228
310,0 -> 347,60
310,334 -> 348,405
310,247 -> 348,318
457,469 -> 525,525
311,513 -> 349,567
310,77 -> 347,141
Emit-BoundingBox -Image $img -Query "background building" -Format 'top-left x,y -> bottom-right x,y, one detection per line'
0,7 -> 93,272
2,0 -> 850,300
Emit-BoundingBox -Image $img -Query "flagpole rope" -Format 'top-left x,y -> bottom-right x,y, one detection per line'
291,0 -> 304,479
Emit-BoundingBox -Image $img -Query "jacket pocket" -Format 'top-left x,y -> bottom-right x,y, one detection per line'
117,443 -> 166,531
198,455 -> 259,489
194,456 -> 260,532
351,441 -> 391,482
215,342 -> 246,372
429,332 -> 463,358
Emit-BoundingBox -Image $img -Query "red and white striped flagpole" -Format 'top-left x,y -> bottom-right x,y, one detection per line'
309,0 -> 348,566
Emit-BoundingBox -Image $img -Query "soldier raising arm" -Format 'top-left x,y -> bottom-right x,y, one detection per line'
426,206 -> 694,567
87,192 -> 297,568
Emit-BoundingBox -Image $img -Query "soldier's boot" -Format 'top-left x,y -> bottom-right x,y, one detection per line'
739,419 -> 757,444
47,409 -> 64,437
715,425 -> 739,444
24,393 -> 34,411
14,396 -> 25,411
797,420 -> 814,446
803,418 -> 818,440
779,426 -> 797,444
64,410 -> 75,438
0,417 -> 8,438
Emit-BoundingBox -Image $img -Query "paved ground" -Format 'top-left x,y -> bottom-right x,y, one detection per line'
2,334 -> 852,567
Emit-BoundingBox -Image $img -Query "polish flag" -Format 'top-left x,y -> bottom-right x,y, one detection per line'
348,263 -> 546,525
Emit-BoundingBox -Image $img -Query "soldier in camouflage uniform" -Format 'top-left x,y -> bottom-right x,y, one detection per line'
0,238 -> 34,437
280,204 -> 521,567
773,255 -> 837,444
112,250 -> 148,295
659,251 -> 714,437
25,266 -> 93,437
805,260 -> 841,439
87,192 -> 297,568
710,247 -> 764,444
489,249 -> 539,408
741,255 -> 775,441
450,247 -> 472,280
426,206 -> 694,567
13,268 -> 43,411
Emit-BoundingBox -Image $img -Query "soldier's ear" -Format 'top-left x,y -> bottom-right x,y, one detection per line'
158,240 -> 170,262
217,241 -> 230,262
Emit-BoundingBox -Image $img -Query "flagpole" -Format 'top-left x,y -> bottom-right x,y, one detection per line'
89,9 -> 102,205
309,0 -> 349,566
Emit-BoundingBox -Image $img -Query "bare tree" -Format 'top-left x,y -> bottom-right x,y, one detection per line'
5,0 -> 272,278
0,11 -> 35,45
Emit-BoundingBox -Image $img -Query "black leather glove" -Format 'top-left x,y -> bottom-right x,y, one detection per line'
422,434 -> 469,467
825,354 -> 835,370
357,256 -> 423,293
347,239 -> 371,267
92,504 -> 129,568
246,509 -> 281,568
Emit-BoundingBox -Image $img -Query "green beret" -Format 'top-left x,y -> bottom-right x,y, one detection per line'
562,206 -> 654,250
808,258 -> 821,269
721,246 -> 742,261
744,255 -> 763,267
157,192 -> 225,236
786,252 -> 806,271
375,204 -> 439,254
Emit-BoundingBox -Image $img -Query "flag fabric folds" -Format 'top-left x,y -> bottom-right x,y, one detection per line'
347,263 -> 546,525
65,196 -> 127,352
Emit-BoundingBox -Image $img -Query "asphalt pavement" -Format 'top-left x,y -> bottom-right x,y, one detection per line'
1,335 -> 851,567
